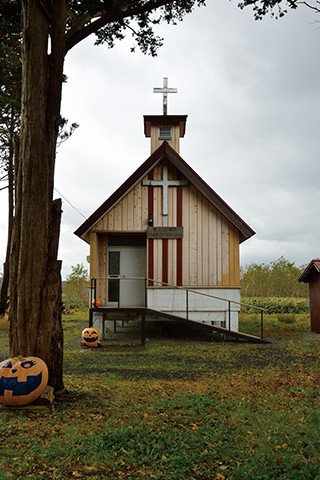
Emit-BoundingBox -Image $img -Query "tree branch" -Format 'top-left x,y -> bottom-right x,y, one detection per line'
0,173 -> 9,182
297,0 -> 320,11
37,0 -> 53,23
65,0 -> 179,53
66,10 -> 98,42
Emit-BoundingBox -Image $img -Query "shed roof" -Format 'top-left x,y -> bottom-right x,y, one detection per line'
74,141 -> 255,243
299,259 -> 320,283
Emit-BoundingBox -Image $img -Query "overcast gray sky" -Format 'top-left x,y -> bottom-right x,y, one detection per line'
1,0 -> 319,279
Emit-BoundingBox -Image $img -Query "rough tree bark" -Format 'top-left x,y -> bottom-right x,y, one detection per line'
9,0 -> 67,392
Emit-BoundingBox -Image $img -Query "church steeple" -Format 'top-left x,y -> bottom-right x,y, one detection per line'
144,77 -> 187,154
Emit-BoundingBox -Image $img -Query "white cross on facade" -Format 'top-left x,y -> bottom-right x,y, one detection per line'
153,77 -> 177,115
143,160 -> 188,227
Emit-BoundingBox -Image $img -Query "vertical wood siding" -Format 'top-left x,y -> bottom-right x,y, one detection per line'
150,125 -> 181,154
97,235 -> 107,304
90,233 -> 107,304
91,160 -> 240,288
309,274 -> 320,333
181,183 -> 240,287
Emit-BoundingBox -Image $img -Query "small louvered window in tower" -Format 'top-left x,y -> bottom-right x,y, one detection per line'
159,127 -> 172,139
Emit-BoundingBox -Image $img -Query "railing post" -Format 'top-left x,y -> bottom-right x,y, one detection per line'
89,308 -> 93,328
89,278 -> 95,328
90,278 -> 94,305
186,290 -> 189,320
145,277 -> 148,308
118,277 -> 120,308
261,311 -> 264,340
141,309 -> 146,346
228,301 -> 231,331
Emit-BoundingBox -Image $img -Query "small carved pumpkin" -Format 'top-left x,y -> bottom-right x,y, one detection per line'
82,327 -> 100,347
0,356 -> 48,406
92,298 -> 101,308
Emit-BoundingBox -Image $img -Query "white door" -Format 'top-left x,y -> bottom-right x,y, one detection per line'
107,246 -> 146,307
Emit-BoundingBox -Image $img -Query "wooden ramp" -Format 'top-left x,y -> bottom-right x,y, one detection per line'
90,306 -> 269,344
146,308 -> 269,344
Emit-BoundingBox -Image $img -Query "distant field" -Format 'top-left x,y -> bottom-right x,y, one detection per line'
0,310 -> 319,480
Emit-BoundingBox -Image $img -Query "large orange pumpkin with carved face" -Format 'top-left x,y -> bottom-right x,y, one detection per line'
0,357 -> 48,406
82,327 -> 100,347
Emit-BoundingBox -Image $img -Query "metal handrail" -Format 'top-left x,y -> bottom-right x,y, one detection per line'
89,276 -> 266,340
145,277 -> 268,312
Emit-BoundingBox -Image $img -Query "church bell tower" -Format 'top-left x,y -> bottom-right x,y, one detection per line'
144,77 -> 187,154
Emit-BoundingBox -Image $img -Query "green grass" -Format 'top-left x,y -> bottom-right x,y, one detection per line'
239,312 -> 310,339
0,311 -> 319,479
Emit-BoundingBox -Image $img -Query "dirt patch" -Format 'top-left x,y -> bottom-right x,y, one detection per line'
63,340 -> 320,381
271,331 -> 320,344
226,344 -> 319,371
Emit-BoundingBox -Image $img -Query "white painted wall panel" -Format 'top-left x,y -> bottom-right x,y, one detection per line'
147,287 -> 240,331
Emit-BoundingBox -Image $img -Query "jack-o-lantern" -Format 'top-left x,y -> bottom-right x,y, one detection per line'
92,298 -> 101,308
0,356 -> 48,406
82,327 -> 100,347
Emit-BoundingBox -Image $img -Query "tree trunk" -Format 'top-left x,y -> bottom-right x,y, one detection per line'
9,0 -> 67,392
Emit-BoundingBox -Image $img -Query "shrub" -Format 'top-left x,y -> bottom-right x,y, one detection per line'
240,257 -> 309,297
62,263 -> 89,310
241,297 -> 310,315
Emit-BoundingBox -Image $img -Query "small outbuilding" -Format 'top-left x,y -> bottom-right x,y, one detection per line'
299,259 -> 320,334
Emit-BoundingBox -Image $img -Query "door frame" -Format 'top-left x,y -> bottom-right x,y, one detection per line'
106,235 -> 147,307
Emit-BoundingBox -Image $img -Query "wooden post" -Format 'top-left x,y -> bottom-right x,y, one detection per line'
186,290 -> 189,319
141,310 -> 146,346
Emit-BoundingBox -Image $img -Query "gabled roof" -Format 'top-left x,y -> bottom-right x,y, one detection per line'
74,141 -> 255,243
299,259 -> 320,283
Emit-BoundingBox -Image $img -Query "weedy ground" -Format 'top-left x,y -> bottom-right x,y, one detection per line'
0,312 -> 319,480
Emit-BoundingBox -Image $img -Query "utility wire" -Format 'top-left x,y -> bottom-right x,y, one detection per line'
54,187 -> 87,220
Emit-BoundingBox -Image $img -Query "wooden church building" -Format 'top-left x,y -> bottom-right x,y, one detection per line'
75,79 -> 255,335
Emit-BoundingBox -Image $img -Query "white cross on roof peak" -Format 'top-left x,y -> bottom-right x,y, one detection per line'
153,77 -> 177,115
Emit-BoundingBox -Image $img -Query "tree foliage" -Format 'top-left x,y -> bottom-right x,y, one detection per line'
237,0 -> 297,19
63,264 -> 89,309
63,0 -> 206,56
237,0 -> 320,19
0,5 -> 21,315
0,0 -> 207,58
0,2 -> 21,187
241,256 -> 309,298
